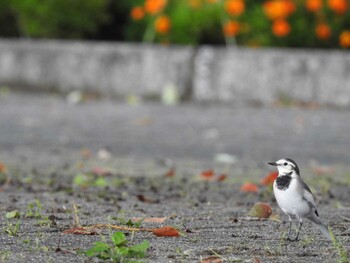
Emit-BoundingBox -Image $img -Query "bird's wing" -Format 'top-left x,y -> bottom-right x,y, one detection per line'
301,179 -> 319,213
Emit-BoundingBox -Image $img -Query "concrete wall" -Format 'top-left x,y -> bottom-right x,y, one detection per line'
1,38 -> 350,106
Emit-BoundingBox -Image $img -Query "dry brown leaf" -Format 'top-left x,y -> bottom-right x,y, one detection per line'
216,174 -> 227,181
91,167 -> 112,176
261,171 -> 278,186
200,256 -> 222,263
0,161 -> 8,174
200,169 -> 215,180
165,167 -> 176,177
240,182 -> 259,193
62,227 -> 97,235
136,194 -> 159,204
153,226 -> 180,237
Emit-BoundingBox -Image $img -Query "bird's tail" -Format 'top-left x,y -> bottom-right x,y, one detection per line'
308,215 -> 331,240
313,221 -> 331,240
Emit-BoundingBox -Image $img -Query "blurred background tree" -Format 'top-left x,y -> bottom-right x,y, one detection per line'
0,0 -> 349,48
1,0 -> 109,38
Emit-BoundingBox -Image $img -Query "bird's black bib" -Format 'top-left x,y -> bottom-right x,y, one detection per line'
276,174 -> 292,190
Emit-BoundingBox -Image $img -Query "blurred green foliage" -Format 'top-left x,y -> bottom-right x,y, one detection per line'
1,0 -> 109,38
0,0 -> 349,48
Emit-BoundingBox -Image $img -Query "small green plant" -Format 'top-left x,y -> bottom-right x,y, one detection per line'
26,199 -> 43,219
85,232 -> 149,262
329,228 -> 349,263
5,210 -> 20,219
73,173 -> 108,188
0,250 -> 11,260
3,220 -> 21,237
37,217 -> 52,227
112,217 -> 144,228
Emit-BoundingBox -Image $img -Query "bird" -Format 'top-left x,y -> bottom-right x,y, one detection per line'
268,158 -> 331,241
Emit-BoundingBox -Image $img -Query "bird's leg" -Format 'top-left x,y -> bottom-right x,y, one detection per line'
292,218 -> 303,241
286,216 -> 293,241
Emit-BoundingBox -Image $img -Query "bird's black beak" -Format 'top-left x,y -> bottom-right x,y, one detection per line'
268,162 -> 278,166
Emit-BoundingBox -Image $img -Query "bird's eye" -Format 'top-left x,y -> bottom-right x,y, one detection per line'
284,162 -> 288,166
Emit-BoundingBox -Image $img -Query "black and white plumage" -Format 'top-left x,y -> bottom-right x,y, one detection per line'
268,158 -> 331,241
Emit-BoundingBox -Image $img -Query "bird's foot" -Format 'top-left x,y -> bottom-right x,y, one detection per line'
286,237 -> 299,242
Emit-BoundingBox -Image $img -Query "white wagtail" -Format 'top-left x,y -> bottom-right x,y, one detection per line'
268,158 -> 331,241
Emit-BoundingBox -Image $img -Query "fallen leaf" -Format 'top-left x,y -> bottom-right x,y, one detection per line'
200,170 -> 215,180
240,182 -> 259,193
136,194 -> 159,204
0,161 -> 8,174
165,167 -> 176,177
253,257 -> 262,263
200,256 -> 222,263
238,216 -> 269,221
62,227 -> 97,235
216,174 -> 227,182
91,167 -> 112,177
80,148 -> 92,159
247,202 -> 272,218
132,217 -> 167,223
153,226 -> 180,237
261,171 -> 278,186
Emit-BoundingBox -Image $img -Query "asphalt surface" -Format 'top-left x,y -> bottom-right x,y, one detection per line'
0,92 -> 349,263
1,92 -> 350,168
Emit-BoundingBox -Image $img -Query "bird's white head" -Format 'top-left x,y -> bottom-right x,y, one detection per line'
268,158 -> 300,176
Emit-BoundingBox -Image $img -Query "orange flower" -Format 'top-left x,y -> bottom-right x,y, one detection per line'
130,6 -> 145,21
145,0 -> 167,15
305,0 -> 323,12
225,0 -> 245,16
272,19 -> 290,37
328,0 -> 348,14
285,0 -> 296,13
240,182 -> 259,192
315,23 -> 331,40
263,0 -> 295,20
223,20 -> 240,37
155,15 -> 171,34
188,0 -> 201,8
339,31 -> 350,48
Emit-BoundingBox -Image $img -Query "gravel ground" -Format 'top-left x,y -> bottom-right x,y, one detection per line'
0,92 -> 349,262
